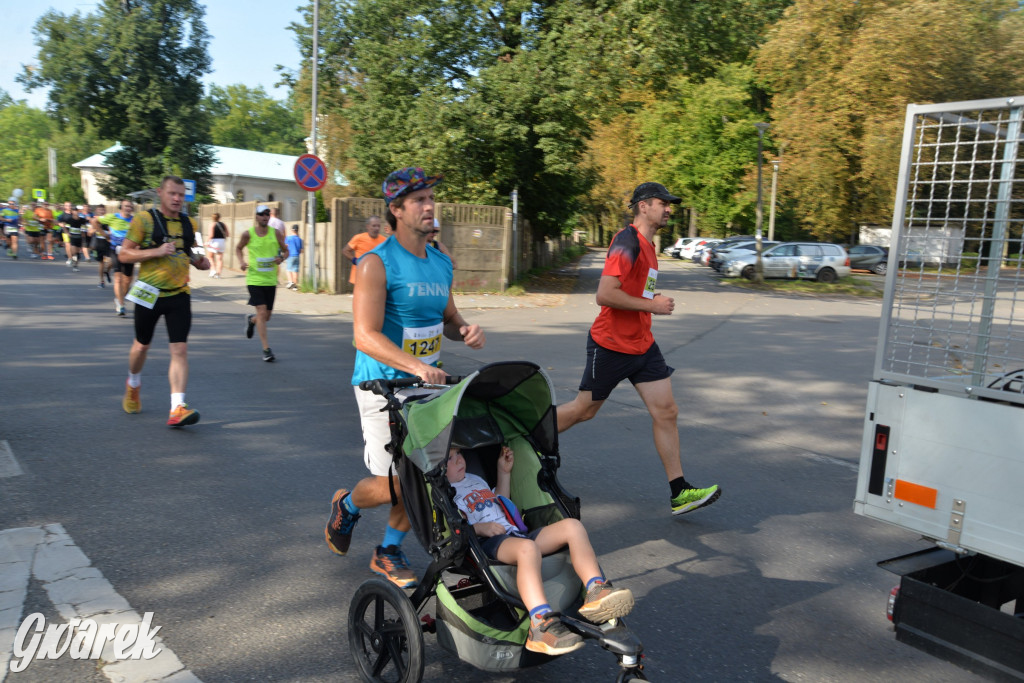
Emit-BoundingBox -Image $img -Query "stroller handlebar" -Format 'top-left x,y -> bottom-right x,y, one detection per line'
358,375 -> 463,396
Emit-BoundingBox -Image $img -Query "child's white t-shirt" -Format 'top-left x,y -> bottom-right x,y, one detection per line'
451,472 -> 516,534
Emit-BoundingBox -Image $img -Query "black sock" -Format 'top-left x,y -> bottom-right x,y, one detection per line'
670,477 -> 691,498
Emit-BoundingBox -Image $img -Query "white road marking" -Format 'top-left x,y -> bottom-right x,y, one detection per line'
0,524 -> 201,682
0,441 -> 22,479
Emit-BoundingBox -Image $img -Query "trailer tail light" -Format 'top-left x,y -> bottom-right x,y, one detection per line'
886,585 -> 899,621
868,424 -> 890,496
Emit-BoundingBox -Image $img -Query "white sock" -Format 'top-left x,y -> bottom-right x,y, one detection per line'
171,393 -> 185,409
127,373 -> 141,388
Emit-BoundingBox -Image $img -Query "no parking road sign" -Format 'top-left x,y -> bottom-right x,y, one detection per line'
294,154 -> 327,192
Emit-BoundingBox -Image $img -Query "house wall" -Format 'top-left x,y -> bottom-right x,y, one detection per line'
77,168 -> 307,221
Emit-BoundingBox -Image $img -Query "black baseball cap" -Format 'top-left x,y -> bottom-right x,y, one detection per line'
629,182 -> 681,207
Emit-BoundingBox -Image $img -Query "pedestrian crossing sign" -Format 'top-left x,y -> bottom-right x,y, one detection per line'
32,189 -> 46,201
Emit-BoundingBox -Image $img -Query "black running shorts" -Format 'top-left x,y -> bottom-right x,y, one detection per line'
110,250 -> 135,276
577,333 -> 674,401
246,285 -> 277,310
134,292 -> 191,345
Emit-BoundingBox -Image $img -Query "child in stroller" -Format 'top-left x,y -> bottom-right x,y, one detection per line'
447,443 -> 635,655
346,362 -> 648,682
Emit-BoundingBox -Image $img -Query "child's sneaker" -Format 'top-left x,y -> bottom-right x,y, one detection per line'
525,614 -> 583,655
670,484 -> 721,515
325,488 -> 359,555
578,582 -> 634,623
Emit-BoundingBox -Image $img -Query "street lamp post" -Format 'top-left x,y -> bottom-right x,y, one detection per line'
768,159 -> 780,242
753,122 -> 770,284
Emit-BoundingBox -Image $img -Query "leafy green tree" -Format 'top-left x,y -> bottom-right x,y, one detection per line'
204,84 -> 306,154
756,0 -> 1024,240
638,64 -> 768,236
288,0 -> 602,236
0,103 -> 52,199
20,0 -> 215,199
0,96 -> 108,204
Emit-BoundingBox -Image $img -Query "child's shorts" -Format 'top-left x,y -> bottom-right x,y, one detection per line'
286,255 -> 300,272
480,528 -> 542,559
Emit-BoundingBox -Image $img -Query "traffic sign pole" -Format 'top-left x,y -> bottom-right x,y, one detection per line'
294,153 -> 327,292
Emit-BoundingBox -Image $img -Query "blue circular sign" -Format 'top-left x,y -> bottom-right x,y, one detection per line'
294,154 -> 327,192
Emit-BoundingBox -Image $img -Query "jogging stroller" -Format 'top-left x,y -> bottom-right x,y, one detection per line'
347,361 -> 647,682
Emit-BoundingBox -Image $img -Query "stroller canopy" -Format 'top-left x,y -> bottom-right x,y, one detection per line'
400,362 -> 558,473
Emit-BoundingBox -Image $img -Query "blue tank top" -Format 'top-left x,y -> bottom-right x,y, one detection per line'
351,236 -> 453,384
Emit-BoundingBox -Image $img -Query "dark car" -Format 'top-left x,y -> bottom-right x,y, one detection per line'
848,245 -> 890,274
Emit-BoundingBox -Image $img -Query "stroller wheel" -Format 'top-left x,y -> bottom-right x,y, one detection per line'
348,577 -> 425,683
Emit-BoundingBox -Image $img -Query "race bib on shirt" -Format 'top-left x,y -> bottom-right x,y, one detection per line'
255,256 -> 277,272
402,323 -> 443,365
643,267 -> 658,299
125,280 -> 160,309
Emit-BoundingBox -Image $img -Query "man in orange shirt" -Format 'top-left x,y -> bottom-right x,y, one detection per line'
34,202 -> 57,260
555,182 -> 721,517
342,215 -> 386,286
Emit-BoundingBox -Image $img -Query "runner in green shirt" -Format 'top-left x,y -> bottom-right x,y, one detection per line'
236,204 -> 287,362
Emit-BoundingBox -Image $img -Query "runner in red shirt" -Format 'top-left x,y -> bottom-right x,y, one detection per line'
556,182 -> 721,516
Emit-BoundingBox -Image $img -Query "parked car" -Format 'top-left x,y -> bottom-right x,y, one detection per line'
664,237 -> 698,259
679,238 -> 713,260
693,239 -> 722,264
848,244 -> 890,274
846,244 -> 924,273
709,240 -> 778,272
721,242 -> 852,283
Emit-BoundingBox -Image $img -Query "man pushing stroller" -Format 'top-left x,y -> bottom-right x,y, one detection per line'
447,443 -> 634,656
326,167 -> 486,588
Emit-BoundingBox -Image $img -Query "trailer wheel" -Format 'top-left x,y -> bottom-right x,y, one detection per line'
816,267 -> 838,284
349,578 -> 424,683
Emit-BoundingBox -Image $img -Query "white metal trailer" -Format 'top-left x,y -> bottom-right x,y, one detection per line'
854,96 -> 1024,679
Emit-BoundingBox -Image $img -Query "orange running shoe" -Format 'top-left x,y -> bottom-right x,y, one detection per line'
167,404 -> 200,427
369,545 -> 418,589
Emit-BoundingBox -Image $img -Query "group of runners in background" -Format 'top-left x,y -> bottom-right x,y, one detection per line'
1,198 -> 140,316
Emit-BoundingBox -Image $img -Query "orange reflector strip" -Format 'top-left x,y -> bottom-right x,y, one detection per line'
894,480 -> 938,509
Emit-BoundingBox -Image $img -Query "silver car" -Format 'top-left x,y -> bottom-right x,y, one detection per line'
722,242 -> 852,283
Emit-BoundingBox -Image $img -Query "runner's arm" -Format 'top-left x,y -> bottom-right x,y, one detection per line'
275,230 -> 288,262
119,238 -> 175,264
235,231 -> 251,270
595,275 -> 674,315
442,295 -> 485,349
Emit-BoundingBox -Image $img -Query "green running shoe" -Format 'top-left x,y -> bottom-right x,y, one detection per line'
671,484 -> 721,515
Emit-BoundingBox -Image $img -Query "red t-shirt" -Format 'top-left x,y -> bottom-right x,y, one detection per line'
589,225 -> 659,355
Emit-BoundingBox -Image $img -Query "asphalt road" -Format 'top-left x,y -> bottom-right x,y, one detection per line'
0,247 -> 987,682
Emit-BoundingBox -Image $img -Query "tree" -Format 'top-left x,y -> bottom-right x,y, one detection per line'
20,0 -> 216,199
0,103 -> 52,199
288,0 -> 602,236
637,64 -> 769,236
0,102 -> 105,204
204,84 -> 306,155
756,0 -> 1024,240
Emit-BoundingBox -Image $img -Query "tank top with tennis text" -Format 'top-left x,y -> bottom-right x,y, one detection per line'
351,236 -> 453,384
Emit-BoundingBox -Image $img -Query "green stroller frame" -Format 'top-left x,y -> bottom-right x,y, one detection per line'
347,361 -> 648,682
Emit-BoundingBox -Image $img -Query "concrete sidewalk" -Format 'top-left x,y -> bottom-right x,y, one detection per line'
188,268 -> 571,317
